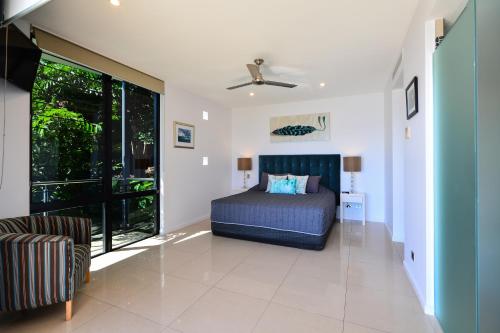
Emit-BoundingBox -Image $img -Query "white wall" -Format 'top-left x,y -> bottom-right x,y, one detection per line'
231,93 -> 385,223
163,85 -> 232,233
0,82 -> 31,219
0,22 -> 31,219
391,88 -> 406,243
384,0 -> 467,314
383,82 -> 394,237
385,0 -> 434,313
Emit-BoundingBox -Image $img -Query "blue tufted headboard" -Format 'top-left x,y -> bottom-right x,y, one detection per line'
259,154 -> 341,204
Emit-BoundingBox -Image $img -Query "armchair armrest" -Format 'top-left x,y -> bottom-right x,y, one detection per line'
0,233 -> 75,312
25,216 -> 92,246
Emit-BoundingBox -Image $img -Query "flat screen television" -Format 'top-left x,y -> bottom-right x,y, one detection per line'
0,24 -> 42,92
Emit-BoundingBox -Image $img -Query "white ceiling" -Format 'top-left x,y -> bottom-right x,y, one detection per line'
26,0 -> 419,108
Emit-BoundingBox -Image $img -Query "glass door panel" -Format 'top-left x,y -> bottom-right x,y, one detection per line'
111,81 -> 157,194
433,3 -> 477,332
31,54 -> 160,256
111,196 -> 157,249
31,56 -> 105,209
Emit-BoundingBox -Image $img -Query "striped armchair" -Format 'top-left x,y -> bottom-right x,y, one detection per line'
0,216 -> 91,320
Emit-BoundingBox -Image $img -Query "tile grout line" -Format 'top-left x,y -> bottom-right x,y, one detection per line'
249,251 -> 301,333
341,222 -> 353,333
70,297 -> 162,332
165,243 -> 254,330
68,294 -> 118,332
85,241 -> 226,330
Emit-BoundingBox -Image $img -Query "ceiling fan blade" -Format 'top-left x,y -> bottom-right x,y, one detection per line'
226,82 -> 253,90
264,81 -> 298,88
246,64 -> 261,80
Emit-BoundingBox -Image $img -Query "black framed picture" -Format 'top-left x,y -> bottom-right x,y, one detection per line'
406,76 -> 419,120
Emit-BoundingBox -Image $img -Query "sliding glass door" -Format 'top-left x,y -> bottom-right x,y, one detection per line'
109,80 -> 159,249
434,3 -> 476,332
30,54 -> 160,256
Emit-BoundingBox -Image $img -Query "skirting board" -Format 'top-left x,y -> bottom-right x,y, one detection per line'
403,260 -> 434,315
161,214 -> 210,234
384,221 -> 393,239
430,316 -> 444,333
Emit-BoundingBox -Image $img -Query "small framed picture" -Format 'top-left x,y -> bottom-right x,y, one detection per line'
406,76 -> 419,120
174,121 -> 195,149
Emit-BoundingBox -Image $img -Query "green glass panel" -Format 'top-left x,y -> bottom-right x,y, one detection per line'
476,0 -> 500,331
434,2 -> 477,332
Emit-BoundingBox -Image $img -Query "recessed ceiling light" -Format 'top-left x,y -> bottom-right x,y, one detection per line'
249,92 -> 255,97
320,82 -> 326,87
110,0 -> 120,6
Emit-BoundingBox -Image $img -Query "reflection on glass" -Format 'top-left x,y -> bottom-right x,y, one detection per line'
30,54 -> 160,258
33,204 -> 105,256
111,195 -> 156,249
111,81 -> 157,193
31,56 -> 104,205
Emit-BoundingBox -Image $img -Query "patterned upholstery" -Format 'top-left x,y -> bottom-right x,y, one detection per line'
26,216 -> 92,245
0,216 -> 91,314
0,218 -> 30,234
74,244 -> 91,291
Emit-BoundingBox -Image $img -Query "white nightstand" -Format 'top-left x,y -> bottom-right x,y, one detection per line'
340,192 -> 366,225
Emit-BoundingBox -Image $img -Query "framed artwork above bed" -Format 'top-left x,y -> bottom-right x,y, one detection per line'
270,113 -> 331,143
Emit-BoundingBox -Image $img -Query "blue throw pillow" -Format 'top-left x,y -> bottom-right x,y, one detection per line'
288,175 -> 309,195
269,178 -> 297,195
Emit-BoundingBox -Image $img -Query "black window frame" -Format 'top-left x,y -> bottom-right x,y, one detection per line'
29,54 -> 161,257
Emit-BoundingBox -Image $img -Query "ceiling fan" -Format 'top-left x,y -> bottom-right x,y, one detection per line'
227,59 -> 298,90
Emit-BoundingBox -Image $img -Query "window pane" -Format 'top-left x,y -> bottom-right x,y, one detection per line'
33,204 -> 105,256
112,81 -> 157,193
31,56 -> 104,205
111,195 -> 156,249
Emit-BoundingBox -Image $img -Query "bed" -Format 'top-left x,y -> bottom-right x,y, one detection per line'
211,154 -> 340,250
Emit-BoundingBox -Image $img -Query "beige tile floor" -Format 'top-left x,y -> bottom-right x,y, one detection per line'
0,220 -> 439,333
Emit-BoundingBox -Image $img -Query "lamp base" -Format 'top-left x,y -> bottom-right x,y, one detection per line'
350,172 -> 355,193
242,171 -> 248,189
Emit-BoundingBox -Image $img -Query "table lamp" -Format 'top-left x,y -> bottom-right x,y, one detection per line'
237,158 -> 252,189
343,156 -> 361,193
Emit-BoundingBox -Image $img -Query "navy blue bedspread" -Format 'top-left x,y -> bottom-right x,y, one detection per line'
211,186 -> 337,236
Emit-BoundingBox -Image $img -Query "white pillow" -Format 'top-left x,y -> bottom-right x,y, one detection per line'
266,174 -> 288,192
288,175 -> 309,194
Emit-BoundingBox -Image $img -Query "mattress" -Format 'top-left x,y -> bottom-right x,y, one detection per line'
210,185 -> 336,236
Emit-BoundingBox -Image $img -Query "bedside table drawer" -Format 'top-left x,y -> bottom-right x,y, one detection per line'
342,195 -> 363,203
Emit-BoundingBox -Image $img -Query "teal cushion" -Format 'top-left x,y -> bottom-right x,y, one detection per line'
265,174 -> 288,192
269,179 -> 297,195
288,175 -> 309,194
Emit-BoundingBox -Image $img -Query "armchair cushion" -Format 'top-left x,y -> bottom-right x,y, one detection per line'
0,233 -> 75,312
25,216 -> 92,246
0,218 -> 29,234
74,244 -> 91,289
